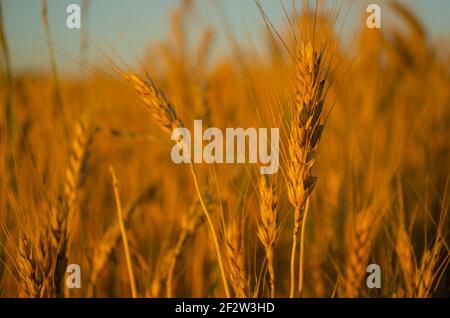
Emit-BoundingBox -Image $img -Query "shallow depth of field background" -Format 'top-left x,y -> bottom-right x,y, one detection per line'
0,0 -> 449,297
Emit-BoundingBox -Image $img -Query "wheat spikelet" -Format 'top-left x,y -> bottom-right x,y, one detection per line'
87,221 -> 129,297
395,221 -> 416,297
16,208 -> 67,298
165,193 -> 210,297
16,236 -> 41,297
122,73 -> 183,134
65,119 -> 88,223
37,225 -> 63,298
225,220 -> 248,298
44,203 -> 68,298
414,236 -> 447,298
257,174 -> 278,297
343,208 -> 381,298
38,119 -> 88,297
414,199 -> 449,298
286,41 -> 325,297
87,224 -> 121,296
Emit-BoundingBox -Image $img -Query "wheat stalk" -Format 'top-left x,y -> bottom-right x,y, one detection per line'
0,0 -> 14,144
109,165 -> 137,298
257,174 -> 278,297
286,41 -> 325,297
87,185 -> 155,296
41,0 -> 67,138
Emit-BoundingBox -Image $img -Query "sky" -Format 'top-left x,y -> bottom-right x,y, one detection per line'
2,0 -> 450,75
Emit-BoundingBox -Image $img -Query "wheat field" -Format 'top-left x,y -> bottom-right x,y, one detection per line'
0,0 -> 449,298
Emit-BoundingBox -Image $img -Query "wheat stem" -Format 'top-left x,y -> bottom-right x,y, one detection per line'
166,232 -> 187,298
189,163 -> 230,298
298,197 -> 310,296
289,207 -> 300,298
109,165 -> 137,298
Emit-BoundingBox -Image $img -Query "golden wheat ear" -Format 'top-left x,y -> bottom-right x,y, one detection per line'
257,174 -> 278,298
286,40 -> 327,298
225,219 -> 248,298
16,236 -> 41,297
121,72 -> 184,134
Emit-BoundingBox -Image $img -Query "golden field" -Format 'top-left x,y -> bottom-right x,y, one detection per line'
0,0 -> 449,298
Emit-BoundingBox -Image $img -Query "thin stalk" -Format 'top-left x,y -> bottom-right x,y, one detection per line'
41,0 -> 68,140
110,166 -> 137,298
298,198 -> 310,297
189,163 -> 230,298
267,249 -> 275,298
0,0 -> 14,143
290,207 -> 301,298
166,232 -> 187,298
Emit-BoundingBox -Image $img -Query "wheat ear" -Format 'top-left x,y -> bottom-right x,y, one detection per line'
225,220 -> 248,298
395,220 -> 416,297
45,119 -> 88,297
344,208 -> 382,297
65,119 -> 88,224
415,236 -> 447,298
16,236 -> 41,297
286,42 -> 325,297
257,175 -> 278,297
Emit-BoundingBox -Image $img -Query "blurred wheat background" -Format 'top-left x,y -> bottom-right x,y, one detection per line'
0,0 -> 449,298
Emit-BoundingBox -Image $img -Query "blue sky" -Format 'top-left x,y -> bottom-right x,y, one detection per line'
2,0 -> 450,75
